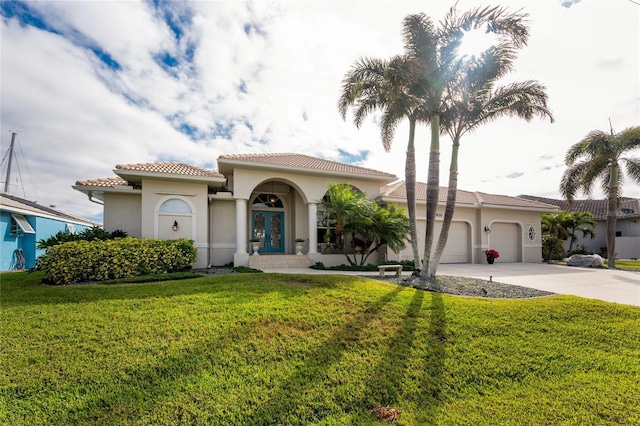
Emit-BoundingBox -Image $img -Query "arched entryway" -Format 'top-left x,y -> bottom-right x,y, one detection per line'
251,193 -> 284,253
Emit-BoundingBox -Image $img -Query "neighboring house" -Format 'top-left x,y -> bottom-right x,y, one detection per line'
1,192 -> 97,270
73,153 -> 559,269
519,195 -> 640,259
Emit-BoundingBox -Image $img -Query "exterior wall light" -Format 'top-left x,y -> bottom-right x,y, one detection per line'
484,226 -> 491,234
172,220 -> 179,231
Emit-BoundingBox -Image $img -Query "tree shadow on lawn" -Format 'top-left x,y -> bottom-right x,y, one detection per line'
13,283 -> 447,425
243,286 -> 448,424
362,290 -> 447,424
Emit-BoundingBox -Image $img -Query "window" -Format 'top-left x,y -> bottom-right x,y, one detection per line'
159,198 -> 192,214
527,225 -> 536,242
11,214 -> 35,234
252,194 -> 283,208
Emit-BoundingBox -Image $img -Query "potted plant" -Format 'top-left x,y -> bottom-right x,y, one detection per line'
295,238 -> 305,255
249,237 -> 261,255
483,249 -> 500,264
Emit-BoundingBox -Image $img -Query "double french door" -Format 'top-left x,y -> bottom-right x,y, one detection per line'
252,211 -> 284,253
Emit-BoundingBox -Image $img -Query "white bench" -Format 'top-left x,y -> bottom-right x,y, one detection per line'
378,264 -> 403,278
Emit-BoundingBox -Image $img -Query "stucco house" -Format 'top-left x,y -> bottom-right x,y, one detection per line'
1,192 -> 96,270
73,153 -> 559,269
519,195 -> 640,259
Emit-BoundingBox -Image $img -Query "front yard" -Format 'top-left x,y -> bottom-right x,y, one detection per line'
1,271 -> 639,425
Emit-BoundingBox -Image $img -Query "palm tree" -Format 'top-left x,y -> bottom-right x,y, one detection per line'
429,23 -> 554,275
402,5 -> 539,277
354,202 -> 410,266
319,183 -> 409,266
338,55 -> 425,271
560,126 -> 640,268
541,211 -> 571,240
564,212 -> 596,253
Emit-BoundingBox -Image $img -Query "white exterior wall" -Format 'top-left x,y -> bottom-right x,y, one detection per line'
210,194 -> 236,266
570,218 -> 640,259
141,179 -> 209,268
103,192 -> 142,237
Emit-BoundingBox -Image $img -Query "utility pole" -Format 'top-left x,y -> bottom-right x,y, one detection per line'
4,131 -> 17,193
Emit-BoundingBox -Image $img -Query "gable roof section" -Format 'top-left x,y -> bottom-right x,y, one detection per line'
114,162 -> 226,184
115,162 -> 224,178
518,195 -> 640,220
74,177 -> 129,188
0,192 -> 97,226
217,153 -> 398,182
381,182 -> 559,211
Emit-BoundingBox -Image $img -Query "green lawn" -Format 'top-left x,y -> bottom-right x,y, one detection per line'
611,260 -> 640,270
2,271 -> 639,425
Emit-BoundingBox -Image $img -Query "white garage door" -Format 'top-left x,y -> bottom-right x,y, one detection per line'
490,223 -> 520,262
435,221 -> 470,263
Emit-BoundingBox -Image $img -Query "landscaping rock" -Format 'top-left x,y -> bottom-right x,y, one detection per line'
566,254 -> 605,268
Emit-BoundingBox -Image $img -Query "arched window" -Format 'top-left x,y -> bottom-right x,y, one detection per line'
252,193 -> 283,208
159,198 -> 192,214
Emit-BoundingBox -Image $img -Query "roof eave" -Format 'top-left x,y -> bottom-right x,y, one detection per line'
218,159 -> 398,183
114,170 -> 227,187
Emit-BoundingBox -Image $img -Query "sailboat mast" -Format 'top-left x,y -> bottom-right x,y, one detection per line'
4,132 -> 17,193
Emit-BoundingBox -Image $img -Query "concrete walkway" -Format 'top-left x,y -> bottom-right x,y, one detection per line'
261,263 -> 640,307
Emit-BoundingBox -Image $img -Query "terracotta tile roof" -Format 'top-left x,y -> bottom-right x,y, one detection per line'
115,162 -> 224,178
0,192 -> 97,225
518,195 -> 640,220
74,177 -> 129,188
218,153 -> 397,179
382,182 -> 558,210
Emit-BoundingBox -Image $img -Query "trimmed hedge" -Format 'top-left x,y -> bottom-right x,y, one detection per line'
36,238 -> 197,285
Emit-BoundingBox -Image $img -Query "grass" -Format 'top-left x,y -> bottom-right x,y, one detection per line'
611,260 -> 640,270
1,271 -> 639,425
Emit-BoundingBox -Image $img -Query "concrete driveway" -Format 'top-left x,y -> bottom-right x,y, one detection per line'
436,263 -> 640,306
262,262 -> 639,306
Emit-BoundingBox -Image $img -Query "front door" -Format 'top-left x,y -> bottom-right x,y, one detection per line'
252,211 -> 284,253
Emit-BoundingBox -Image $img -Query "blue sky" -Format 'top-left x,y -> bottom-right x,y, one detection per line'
1,0 -> 638,221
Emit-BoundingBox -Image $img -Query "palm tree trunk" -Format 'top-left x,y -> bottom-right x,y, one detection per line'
421,115 -> 440,278
405,119 -> 422,272
430,140 -> 459,277
606,167 -> 619,269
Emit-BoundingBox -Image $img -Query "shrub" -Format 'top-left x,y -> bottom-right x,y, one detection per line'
542,235 -> 565,262
36,238 -> 197,285
565,245 -> 592,257
232,266 -> 263,273
36,226 -> 127,251
380,259 -> 416,270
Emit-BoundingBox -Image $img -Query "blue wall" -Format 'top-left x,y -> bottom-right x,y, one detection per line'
1,212 -> 91,271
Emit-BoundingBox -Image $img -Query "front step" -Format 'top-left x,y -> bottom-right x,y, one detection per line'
249,255 -> 312,270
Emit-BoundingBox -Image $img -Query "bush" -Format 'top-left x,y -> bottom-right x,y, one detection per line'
232,266 -> 263,273
310,260 -> 416,271
380,259 -> 416,270
565,245 -> 592,257
542,235 -> 565,262
36,238 -> 197,284
36,226 -> 128,251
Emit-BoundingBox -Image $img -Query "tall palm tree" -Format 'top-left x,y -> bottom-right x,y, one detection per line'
429,32 -> 554,275
402,5 -> 537,277
338,55 -> 426,271
560,126 -> 640,268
